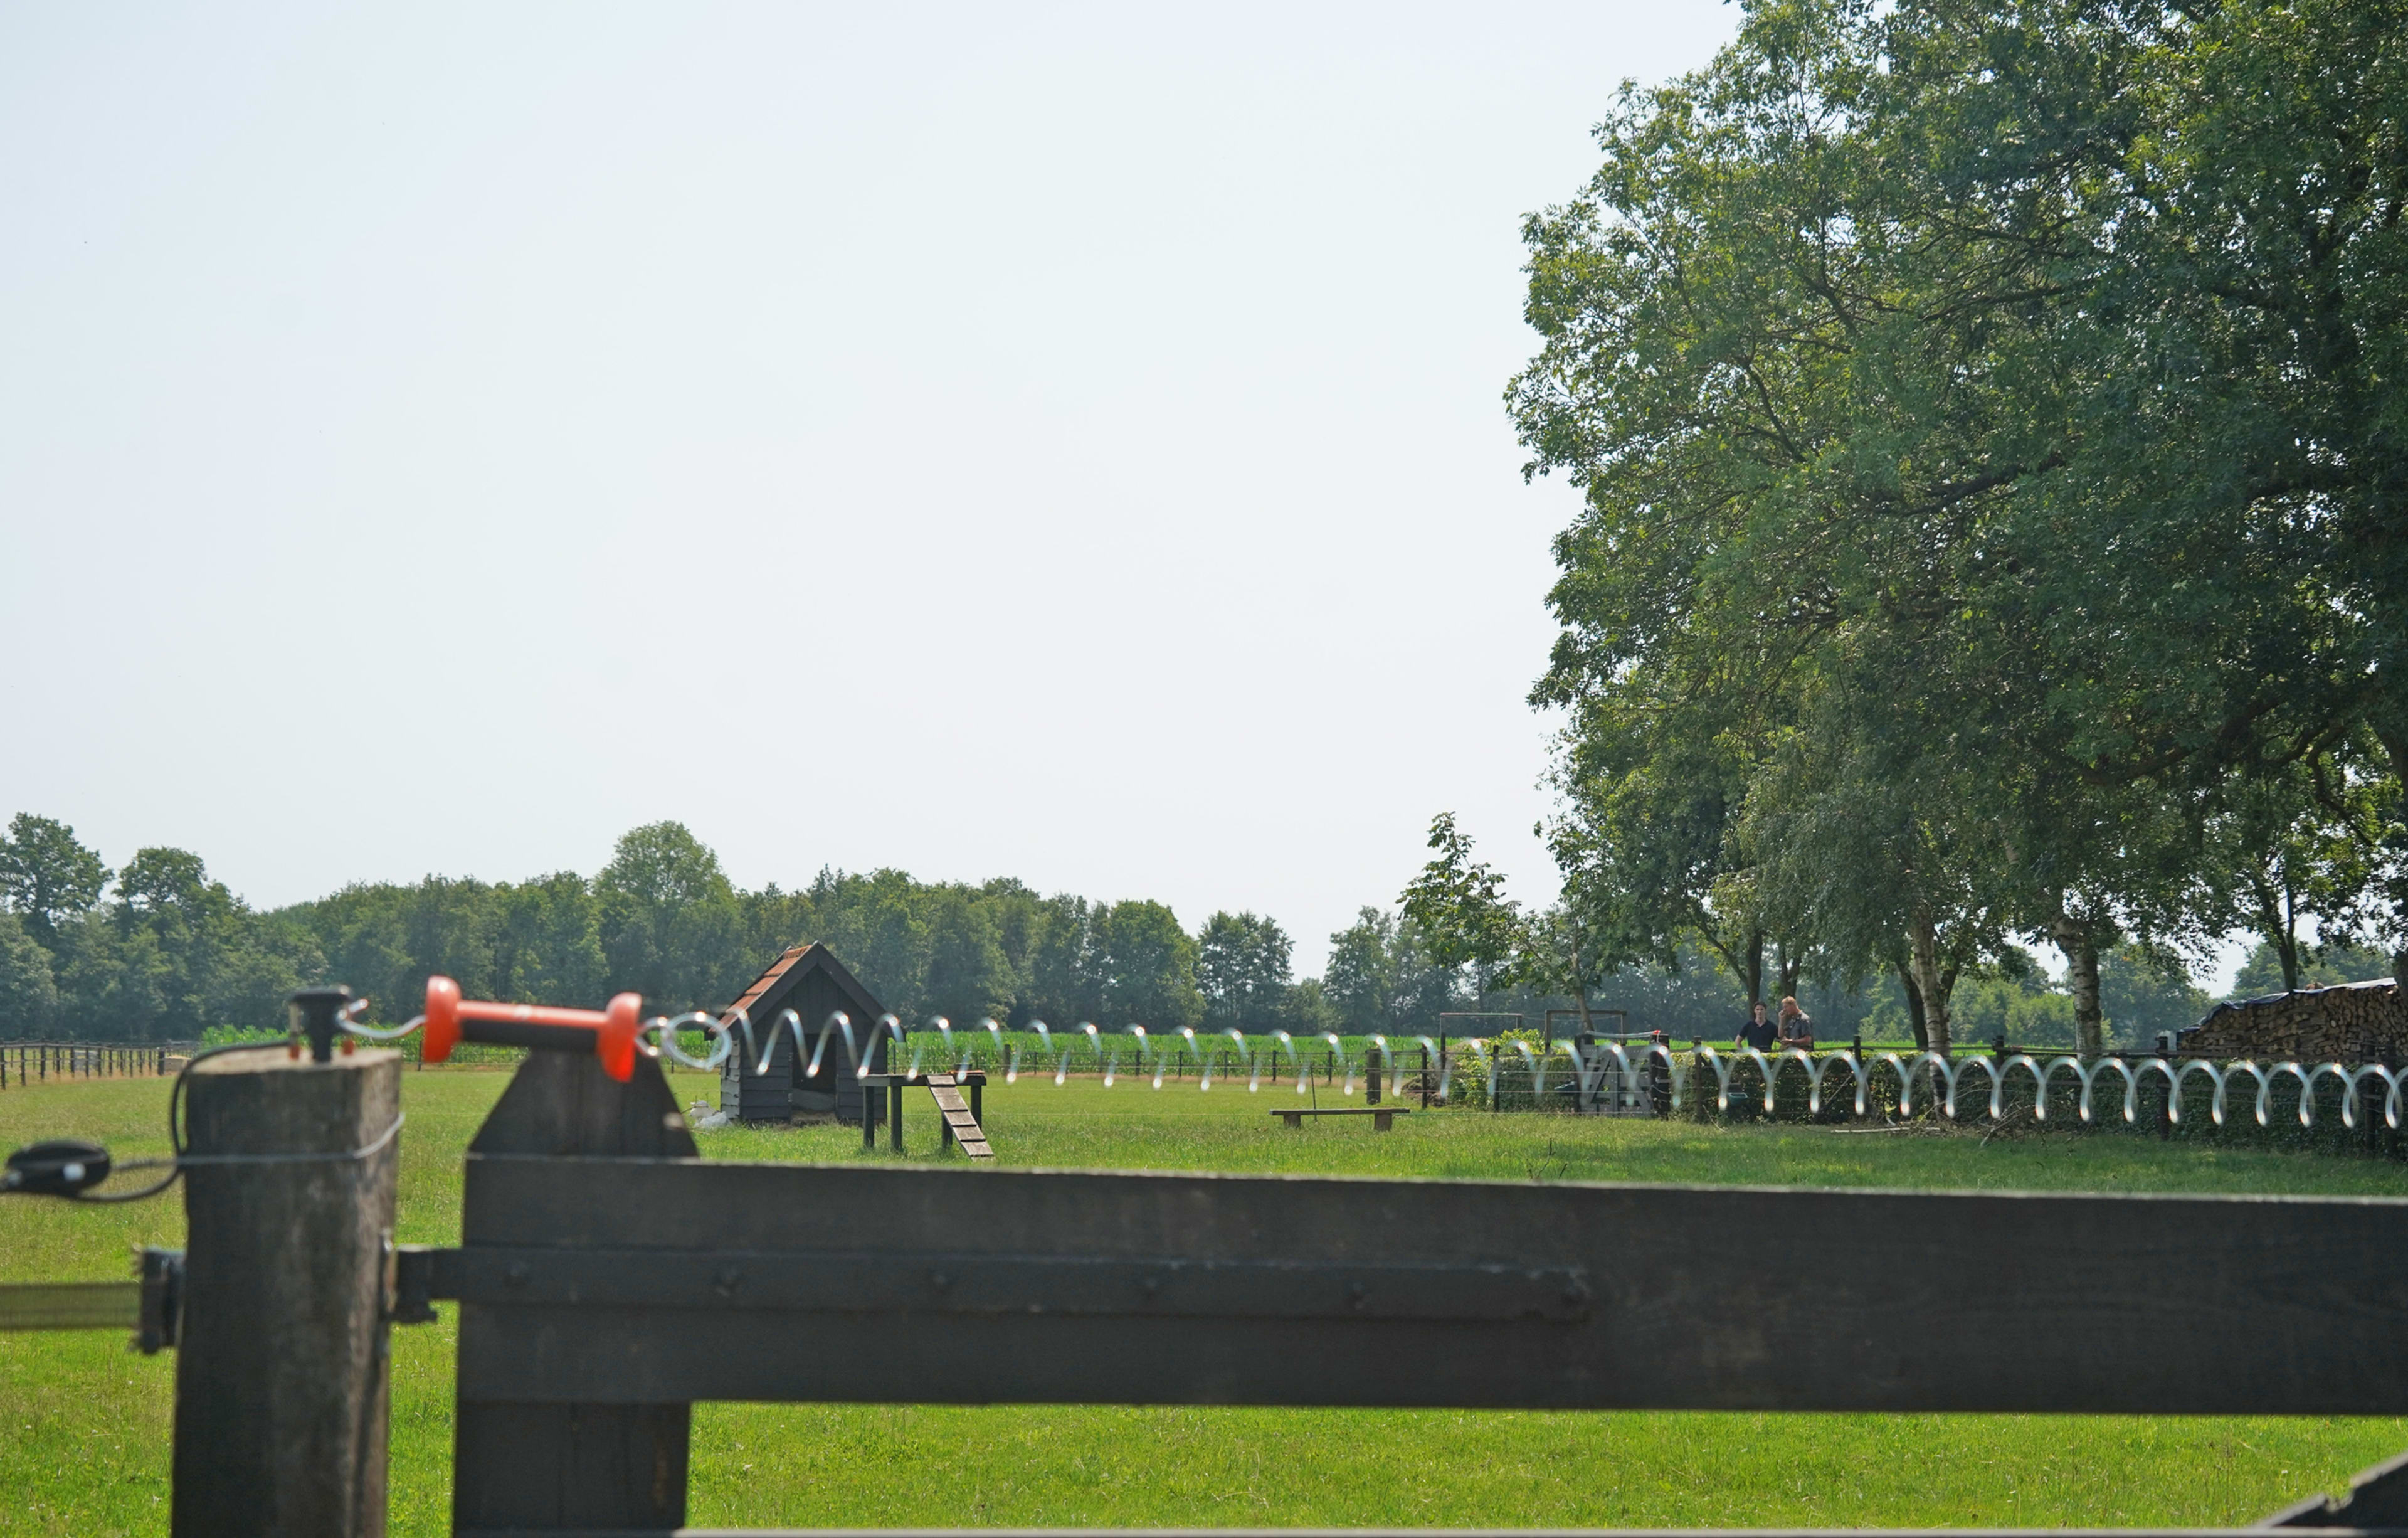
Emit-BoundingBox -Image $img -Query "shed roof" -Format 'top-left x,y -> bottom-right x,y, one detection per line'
719,942 -> 887,1034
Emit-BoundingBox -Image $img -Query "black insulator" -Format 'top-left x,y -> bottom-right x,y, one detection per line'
4,1138 -> 113,1196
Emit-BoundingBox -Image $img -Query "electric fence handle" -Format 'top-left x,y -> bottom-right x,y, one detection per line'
422,977 -> 644,1081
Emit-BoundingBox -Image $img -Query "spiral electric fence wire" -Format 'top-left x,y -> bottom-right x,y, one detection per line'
667,1005 -> 1464,1106
1682,1043 -> 2405,1131
677,1010 -> 2403,1138
635,1010 -> 2389,1145
13,997 -> 2390,1205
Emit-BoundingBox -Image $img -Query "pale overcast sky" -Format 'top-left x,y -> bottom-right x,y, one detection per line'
1,3 -> 1746,972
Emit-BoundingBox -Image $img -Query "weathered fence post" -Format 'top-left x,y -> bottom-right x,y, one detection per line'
452,1048 -> 697,1533
172,1044 -> 402,1537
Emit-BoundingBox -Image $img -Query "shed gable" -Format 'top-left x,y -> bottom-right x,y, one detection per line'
717,943 -> 890,1122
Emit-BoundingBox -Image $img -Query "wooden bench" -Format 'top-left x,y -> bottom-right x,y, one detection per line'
1272,1107 -> 1408,1132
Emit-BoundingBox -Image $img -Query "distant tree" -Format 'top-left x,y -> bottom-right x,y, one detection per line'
808,868 -> 932,1021
598,822 -> 734,910
1402,814 -> 1607,1029
1324,909 -> 1398,1036
1325,907 -> 1460,1036
0,814 -> 110,948
18,819 -> 1287,1044
283,883 -> 414,1022
1399,815 -> 1523,980
0,912 -> 59,1034
1195,911 -> 1293,1036
922,888 -> 1015,1025
47,846 -> 317,1038
2230,938 -> 2397,1000
494,874 -> 608,1007
597,822 -> 741,1011
2204,759 -> 2381,994
1282,975 -> 1341,1037
2098,947 -> 2212,1047
977,880 -> 1047,1018
1943,964 -> 2081,1051
1016,893 -> 1100,1026
1092,900 -> 1201,1030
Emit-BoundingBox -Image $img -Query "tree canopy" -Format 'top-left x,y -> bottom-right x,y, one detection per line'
1511,0 -> 2408,1051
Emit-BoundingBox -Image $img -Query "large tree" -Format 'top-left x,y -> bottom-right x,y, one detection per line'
922,887 -> 1015,1025
1513,0 -> 2408,1027
0,814 -> 110,948
1091,900 -> 1203,1031
1195,911 -> 1294,1036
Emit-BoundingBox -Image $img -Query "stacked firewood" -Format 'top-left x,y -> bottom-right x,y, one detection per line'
2186,978 -> 2408,1063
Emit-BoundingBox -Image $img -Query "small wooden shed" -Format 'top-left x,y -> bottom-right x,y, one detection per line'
717,943 -> 890,1124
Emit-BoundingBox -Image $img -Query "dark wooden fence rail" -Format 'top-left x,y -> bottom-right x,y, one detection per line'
135,1042 -> 2408,1538
0,1039 -> 188,1087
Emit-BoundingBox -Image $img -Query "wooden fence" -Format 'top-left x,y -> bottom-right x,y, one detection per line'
0,1039 -> 184,1087
45,1037 -> 2408,1535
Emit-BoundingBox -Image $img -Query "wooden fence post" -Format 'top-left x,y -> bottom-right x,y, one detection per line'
452,1049 -> 697,1533
172,1046 -> 402,1537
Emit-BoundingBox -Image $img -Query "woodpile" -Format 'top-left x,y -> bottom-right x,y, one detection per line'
2186,978 -> 2408,1063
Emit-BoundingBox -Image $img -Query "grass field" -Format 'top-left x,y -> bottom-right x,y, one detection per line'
2,1064 -> 2404,1534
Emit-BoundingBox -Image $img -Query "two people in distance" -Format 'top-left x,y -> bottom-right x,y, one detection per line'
1735,996 -> 1814,1054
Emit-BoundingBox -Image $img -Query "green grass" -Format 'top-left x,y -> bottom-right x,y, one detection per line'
2,1066 -> 2404,1534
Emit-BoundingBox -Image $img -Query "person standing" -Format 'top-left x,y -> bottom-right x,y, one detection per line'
1777,995 -> 1814,1051
1735,1000 -> 1778,1052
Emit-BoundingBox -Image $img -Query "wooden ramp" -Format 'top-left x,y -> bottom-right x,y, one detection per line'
925,1073 -> 994,1160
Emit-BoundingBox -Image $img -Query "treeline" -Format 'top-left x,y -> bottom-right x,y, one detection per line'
1459,0 -> 2408,1056
0,809 -> 2335,1047
0,814 -> 1595,1042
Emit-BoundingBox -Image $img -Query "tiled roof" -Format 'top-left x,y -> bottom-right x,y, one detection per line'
721,945 -> 808,1026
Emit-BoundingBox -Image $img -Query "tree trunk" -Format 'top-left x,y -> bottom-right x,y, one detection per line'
1569,942 -> 1597,1035
1907,911 -> 1953,1058
2251,876 -> 2301,992
1897,963 -> 1928,1053
2377,733 -> 2408,995
1777,948 -> 1803,1003
2053,918 -> 2106,1059
1742,930 -> 1765,1010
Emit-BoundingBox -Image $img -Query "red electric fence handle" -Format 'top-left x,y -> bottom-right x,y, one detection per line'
423,977 -> 645,1082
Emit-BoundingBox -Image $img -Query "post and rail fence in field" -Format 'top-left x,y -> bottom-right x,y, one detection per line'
0,1039 -> 193,1087
4,984 -> 2407,1537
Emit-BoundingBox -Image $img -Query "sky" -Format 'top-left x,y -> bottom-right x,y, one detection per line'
0,2 -> 1755,973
